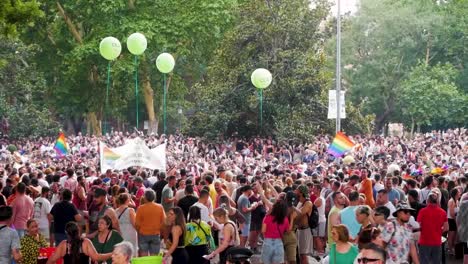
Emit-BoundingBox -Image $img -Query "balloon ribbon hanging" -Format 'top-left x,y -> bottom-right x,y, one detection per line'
163,73 -> 167,135
104,61 -> 111,135
258,89 -> 263,133
134,55 -> 139,129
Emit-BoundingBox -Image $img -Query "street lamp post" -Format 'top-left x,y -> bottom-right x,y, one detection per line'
336,0 -> 342,133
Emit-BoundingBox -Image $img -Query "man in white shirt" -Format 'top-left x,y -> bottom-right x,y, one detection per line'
34,187 -> 51,242
191,190 -> 211,223
376,189 -> 396,218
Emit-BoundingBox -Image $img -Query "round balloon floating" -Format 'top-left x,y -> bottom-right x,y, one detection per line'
251,68 -> 272,89
156,53 -> 175,73
99,37 -> 122,60
127,33 -> 147,55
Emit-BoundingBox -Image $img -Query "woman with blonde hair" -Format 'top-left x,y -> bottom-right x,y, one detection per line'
206,207 -> 239,264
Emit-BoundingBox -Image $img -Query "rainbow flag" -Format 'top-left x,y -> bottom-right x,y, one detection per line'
54,132 -> 68,156
327,132 -> 355,158
103,146 -> 121,160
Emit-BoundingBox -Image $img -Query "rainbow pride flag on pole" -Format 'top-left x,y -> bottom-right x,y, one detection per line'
327,132 -> 355,158
54,132 -> 68,156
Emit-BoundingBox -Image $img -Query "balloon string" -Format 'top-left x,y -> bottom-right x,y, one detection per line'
163,73 -> 167,135
105,61 -> 111,135
135,55 -> 139,129
259,89 -> 263,133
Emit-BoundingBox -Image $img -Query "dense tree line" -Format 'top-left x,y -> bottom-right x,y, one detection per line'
0,0 -> 466,140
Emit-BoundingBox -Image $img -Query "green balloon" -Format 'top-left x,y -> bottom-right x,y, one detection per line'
251,68 -> 272,89
127,33 -> 147,55
156,53 -> 175,73
99,37 -> 122,60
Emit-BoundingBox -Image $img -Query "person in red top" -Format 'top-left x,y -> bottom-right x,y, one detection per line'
417,192 -> 448,264
261,200 -> 289,264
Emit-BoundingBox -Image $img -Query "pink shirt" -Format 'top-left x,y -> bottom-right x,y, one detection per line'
263,214 -> 289,239
135,186 -> 145,207
64,177 -> 78,192
11,194 -> 34,230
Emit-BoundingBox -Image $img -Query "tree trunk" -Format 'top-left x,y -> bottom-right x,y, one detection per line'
142,63 -> 158,134
56,1 -> 83,44
410,117 -> 415,138
88,112 -> 101,135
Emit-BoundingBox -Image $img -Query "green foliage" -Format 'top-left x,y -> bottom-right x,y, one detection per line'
0,0 -> 43,37
341,0 -> 468,132
398,63 -> 467,129
0,38 -> 59,139
188,0 -> 371,140
20,0 -> 238,133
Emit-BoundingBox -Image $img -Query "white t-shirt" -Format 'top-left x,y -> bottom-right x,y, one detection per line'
34,197 -> 51,229
192,202 -> 211,223
385,201 -> 397,219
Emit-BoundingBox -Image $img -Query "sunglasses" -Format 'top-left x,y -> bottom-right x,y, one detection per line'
357,257 -> 381,263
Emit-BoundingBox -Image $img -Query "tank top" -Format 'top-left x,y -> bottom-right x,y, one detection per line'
168,226 -> 185,247
63,240 -> 90,264
448,199 -> 458,219
316,197 -> 326,223
90,205 -> 111,233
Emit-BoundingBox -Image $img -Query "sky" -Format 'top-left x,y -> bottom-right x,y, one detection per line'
329,0 -> 358,15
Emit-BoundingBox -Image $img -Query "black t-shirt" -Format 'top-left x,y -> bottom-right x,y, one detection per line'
50,200 -> 79,234
152,180 -> 168,204
0,194 -> 5,206
177,195 -> 198,220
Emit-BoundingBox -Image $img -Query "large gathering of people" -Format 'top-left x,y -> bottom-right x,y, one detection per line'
0,128 -> 467,264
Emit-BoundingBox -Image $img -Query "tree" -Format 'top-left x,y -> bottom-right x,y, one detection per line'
23,0 -> 238,135
0,37 -> 59,139
0,0 -> 43,37
188,0 -> 371,140
398,63 -> 466,133
340,0 -> 445,133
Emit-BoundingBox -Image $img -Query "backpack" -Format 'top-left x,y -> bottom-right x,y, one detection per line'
308,204 -> 319,230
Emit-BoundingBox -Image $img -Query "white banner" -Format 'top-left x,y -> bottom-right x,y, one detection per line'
100,137 -> 166,174
328,90 -> 346,119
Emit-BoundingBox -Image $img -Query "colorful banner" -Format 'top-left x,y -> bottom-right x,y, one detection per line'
100,137 -> 166,173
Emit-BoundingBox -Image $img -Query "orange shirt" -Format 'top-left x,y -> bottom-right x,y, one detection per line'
360,178 -> 375,208
135,202 -> 166,235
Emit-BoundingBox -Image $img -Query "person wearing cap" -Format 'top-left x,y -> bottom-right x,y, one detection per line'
0,206 -> 22,263
87,187 -> 120,238
294,184 -> 313,264
381,202 -> 420,264
417,192 -> 448,263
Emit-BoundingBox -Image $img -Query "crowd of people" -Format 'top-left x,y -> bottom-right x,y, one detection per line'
0,128 -> 467,264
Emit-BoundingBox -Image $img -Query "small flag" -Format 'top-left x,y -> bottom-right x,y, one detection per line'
54,132 -> 68,156
328,132 -> 355,158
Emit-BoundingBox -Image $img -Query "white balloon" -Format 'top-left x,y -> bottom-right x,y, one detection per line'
251,68 -> 272,89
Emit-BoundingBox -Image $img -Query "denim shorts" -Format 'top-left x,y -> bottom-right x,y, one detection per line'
240,223 -> 250,237
138,234 -> 161,255
261,238 -> 284,264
